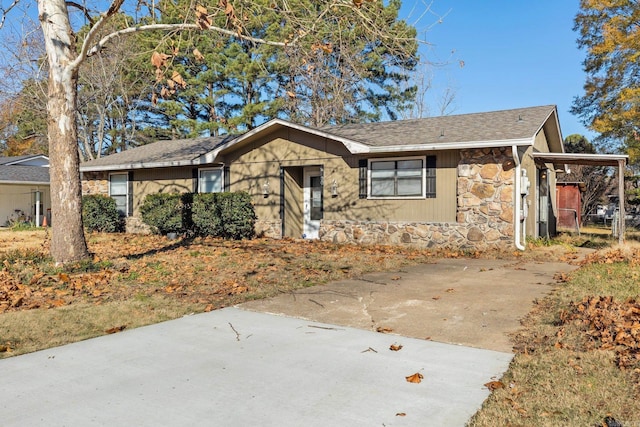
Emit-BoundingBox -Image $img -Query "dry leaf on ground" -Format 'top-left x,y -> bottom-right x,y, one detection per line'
405,372 -> 423,383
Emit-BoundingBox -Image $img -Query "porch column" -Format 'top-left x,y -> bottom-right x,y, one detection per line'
35,190 -> 41,227
618,159 -> 625,245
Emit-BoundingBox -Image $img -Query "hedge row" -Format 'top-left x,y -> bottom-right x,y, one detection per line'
140,192 -> 256,240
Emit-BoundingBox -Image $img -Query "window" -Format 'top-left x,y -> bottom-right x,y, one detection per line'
109,173 -> 128,216
199,168 -> 223,193
368,156 -> 436,198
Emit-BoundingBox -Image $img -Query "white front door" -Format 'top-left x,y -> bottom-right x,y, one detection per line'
303,167 -> 322,239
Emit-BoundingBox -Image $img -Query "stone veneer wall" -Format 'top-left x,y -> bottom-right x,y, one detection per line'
319,147 -> 517,251
81,171 -> 109,196
255,220 -> 282,239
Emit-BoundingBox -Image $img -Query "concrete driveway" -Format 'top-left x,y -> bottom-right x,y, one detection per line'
0,255 -> 581,426
241,256 -> 579,352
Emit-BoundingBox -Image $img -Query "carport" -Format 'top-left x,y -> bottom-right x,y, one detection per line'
532,152 -> 628,244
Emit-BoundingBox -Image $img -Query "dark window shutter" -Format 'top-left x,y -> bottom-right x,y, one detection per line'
223,165 -> 230,192
127,171 -> 134,216
425,156 -> 436,198
192,168 -> 199,193
279,168 -> 285,222
358,159 -> 368,199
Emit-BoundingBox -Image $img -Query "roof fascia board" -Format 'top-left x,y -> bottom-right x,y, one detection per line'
532,152 -> 628,163
533,107 -> 564,154
0,180 -> 49,185
80,158 -> 213,172
201,119 -> 371,162
6,155 -> 50,166
367,137 -> 534,154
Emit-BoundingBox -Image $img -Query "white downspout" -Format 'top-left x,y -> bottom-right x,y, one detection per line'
513,146 -> 525,251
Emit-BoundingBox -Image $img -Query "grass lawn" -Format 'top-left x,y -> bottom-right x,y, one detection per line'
469,244 -> 640,426
0,229 -> 452,356
1,228 -> 639,425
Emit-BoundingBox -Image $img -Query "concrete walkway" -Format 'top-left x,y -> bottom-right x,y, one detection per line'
0,254 -> 582,426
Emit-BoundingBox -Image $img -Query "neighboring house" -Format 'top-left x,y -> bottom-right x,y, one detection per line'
80,105 -> 567,251
0,155 -> 51,227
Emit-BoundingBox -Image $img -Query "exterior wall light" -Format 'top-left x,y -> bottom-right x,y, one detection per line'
331,179 -> 338,198
262,180 -> 270,198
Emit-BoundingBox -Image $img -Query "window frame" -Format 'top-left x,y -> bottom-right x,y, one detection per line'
198,167 -> 224,193
367,156 -> 436,200
109,172 -> 129,216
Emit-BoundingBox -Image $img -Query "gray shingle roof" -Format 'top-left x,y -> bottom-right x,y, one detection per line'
80,105 -> 559,171
0,155 -> 48,166
316,105 -> 557,146
0,164 -> 49,183
80,135 -> 233,170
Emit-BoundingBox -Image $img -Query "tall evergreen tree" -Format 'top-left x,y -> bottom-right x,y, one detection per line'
147,0 -> 418,134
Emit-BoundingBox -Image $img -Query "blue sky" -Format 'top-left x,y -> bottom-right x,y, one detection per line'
402,0 -> 593,141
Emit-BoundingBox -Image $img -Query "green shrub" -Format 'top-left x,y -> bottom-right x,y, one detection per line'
192,193 -> 221,237
140,193 -> 184,235
82,194 -> 123,232
217,192 -> 256,240
192,192 -> 256,239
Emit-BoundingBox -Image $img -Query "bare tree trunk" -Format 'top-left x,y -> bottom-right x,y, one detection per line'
39,0 -> 90,263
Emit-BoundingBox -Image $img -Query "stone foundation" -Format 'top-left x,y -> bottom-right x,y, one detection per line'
254,220 -> 282,239
319,220 -> 513,251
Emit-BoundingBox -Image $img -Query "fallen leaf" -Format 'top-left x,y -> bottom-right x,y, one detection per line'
389,343 -> 403,351
432,296 -> 441,300
395,412 -> 406,417
405,372 -> 423,383
484,380 -> 505,391
376,326 -> 393,333
204,304 -> 214,312
445,288 -> 455,293
390,276 -> 401,280
105,325 -> 127,334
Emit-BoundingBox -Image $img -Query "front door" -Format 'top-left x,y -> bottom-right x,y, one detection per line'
303,167 -> 323,239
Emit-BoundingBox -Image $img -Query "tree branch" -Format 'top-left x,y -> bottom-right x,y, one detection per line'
68,0 -> 125,72
86,22 -> 288,59
65,1 -> 95,25
0,0 -> 21,29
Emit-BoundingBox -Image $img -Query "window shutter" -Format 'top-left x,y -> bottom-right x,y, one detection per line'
223,165 -> 230,192
127,171 -> 134,216
358,159 -> 368,199
425,156 -> 436,198
192,168 -> 198,193
279,168 -> 285,221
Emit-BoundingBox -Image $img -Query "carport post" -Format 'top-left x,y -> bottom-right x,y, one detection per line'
618,159 -> 625,245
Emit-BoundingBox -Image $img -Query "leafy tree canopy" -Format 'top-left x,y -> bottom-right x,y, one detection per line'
572,0 -> 640,164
